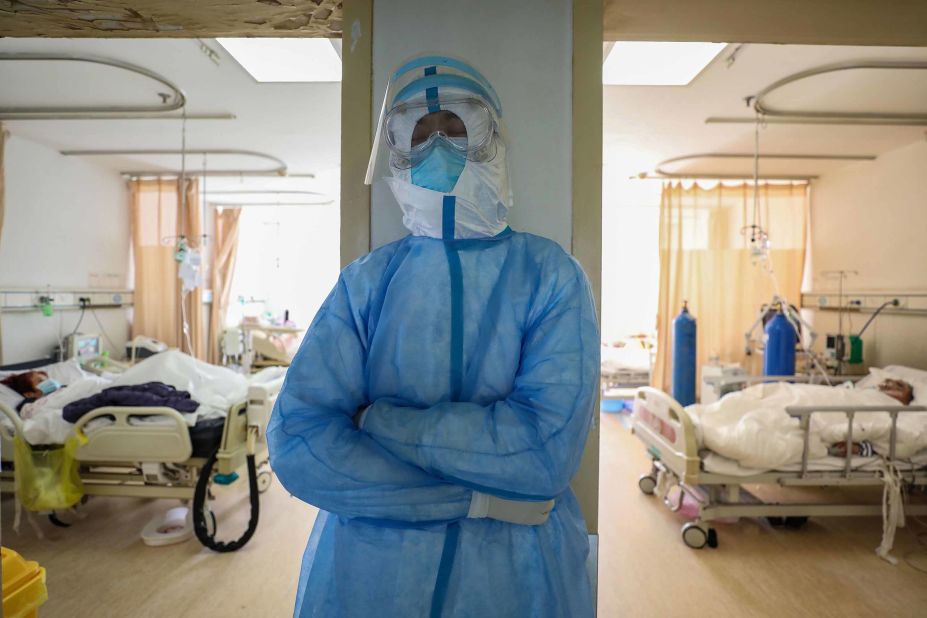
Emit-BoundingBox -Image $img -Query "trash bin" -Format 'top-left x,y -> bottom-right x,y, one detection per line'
2,547 -> 48,618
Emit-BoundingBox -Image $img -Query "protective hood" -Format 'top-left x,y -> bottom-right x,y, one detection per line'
386,137 -> 510,240
367,55 -> 514,241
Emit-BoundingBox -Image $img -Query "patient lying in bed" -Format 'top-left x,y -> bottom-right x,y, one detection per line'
686,367 -> 927,471
828,379 -> 914,457
1,351 -> 257,445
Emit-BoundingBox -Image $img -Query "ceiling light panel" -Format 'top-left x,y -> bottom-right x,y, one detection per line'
603,42 -> 726,86
217,38 -> 341,83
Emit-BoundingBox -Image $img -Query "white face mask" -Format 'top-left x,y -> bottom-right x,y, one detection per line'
386,139 -> 512,241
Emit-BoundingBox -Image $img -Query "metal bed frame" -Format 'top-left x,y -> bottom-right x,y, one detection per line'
631,386 -> 927,550
0,375 -> 283,552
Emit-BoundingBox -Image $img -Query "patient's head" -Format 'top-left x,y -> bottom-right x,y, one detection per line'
878,379 -> 913,405
0,370 -> 49,399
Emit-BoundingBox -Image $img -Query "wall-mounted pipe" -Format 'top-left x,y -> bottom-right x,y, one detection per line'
210,201 -> 334,207
201,190 -> 327,197
61,148 -> 289,177
2,113 -> 236,121
752,60 -> 927,123
0,53 -> 189,120
644,152 -> 875,180
633,173 -> 816,181
707,61 -> 927,127
705,116 -> 927,126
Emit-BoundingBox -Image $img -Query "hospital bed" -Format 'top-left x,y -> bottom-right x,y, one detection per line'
632,384 -> 927,551
600,339 -> 654,394
0,360 -> 283,552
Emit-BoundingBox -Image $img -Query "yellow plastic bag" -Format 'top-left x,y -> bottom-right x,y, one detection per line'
13,435 -> 85,512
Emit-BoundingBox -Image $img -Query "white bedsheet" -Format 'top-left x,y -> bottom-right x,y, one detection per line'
702,449 -> 927,477
2,351 -> 256,445
686,377 -> 927,471
601,344 -> 651,375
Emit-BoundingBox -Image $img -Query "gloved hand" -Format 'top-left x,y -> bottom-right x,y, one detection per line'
467,491 -> 555,525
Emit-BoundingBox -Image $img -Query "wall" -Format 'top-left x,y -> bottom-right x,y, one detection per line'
807,139 -> 927,370
605,0 -> 927,46
370,0 -> 573,250
227,203 -> 340,330
0,133 -> 130,364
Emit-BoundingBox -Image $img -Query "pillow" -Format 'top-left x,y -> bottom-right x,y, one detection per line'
856,367 -> 892,391
41,359 -> 88,386
858,366 -> 927,406
883,365 -> 927,385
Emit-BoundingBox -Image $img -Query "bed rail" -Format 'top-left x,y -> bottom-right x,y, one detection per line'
632,387 -> 700,483
702,374 -> 863,390
73,406 -> 193,463
246,373 -> 285,436
0,401 -> 22,463
0,399 -> 24,436
786,404 -> 927,478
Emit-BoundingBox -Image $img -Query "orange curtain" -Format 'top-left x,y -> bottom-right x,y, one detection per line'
652,182 -> 809,394
208,207 -> 242,364
129,178 -> 206,358
130,178 -> 180,347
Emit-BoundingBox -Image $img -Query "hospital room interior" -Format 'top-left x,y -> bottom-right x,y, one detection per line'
0,2 -> 926,617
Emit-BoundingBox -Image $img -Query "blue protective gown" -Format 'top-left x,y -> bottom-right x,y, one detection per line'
268,228 -> 599,617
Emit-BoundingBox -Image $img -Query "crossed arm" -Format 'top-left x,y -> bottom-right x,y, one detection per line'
267,264 -> 598,523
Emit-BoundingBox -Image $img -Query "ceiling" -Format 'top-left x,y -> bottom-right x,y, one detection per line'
604,0 -> 927,47
0,1 -> 342,38
604,43 -> 927,186
0,37 -> 341,201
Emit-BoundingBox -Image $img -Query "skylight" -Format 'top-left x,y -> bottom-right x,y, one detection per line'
217,38 -> 342,83
603,42 -> 726,86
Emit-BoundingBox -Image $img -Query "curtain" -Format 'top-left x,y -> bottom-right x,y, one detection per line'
208,207 -> 242,364
652,182 -> 809,393
129,178 -> 206,358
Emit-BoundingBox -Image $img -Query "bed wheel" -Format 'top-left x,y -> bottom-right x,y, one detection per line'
638,474 -> 657,496
681,523 -> 708,549
48,513 -> 71,528
707,528 -> 718,548
257,469 -> 273,494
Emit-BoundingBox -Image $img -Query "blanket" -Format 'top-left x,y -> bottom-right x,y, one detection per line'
63,382 -> 199,423
687,379 -> 927,470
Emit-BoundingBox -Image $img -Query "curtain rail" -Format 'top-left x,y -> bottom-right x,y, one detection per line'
0,53 -> 188,119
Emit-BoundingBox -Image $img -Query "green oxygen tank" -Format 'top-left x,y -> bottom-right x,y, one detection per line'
848,335 -> 863,364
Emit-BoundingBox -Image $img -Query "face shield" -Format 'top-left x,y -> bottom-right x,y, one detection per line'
365,56 -> 508,188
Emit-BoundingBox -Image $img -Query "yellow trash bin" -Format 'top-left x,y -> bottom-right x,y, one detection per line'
2,547 -> 48,618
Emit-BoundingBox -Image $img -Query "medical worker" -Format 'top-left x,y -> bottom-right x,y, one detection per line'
268,55 -> 599,617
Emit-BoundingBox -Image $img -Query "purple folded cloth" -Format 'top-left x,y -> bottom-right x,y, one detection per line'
63,382 -> 199,424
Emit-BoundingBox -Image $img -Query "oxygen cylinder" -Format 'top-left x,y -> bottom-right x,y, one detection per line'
764,311 -> 797,376
672,302 -> 697,406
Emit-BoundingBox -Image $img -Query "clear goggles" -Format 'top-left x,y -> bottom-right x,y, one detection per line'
383,96 -> 499,169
